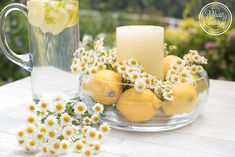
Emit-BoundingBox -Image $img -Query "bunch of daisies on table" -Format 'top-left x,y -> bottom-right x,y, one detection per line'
16,96 -> 110,157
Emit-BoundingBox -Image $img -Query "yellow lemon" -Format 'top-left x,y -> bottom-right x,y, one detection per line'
117,88 -> 162,123
163,55 -> 183,79
161,84 -> 198,116
82,70 -> 123,105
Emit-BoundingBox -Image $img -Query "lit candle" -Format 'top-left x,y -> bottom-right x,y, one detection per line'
116,25 -> 164,79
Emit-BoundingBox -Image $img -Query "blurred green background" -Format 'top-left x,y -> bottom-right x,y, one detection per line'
0,0 -> 235,85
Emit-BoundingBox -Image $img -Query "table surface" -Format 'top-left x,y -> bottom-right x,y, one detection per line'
0,78 -> 235,157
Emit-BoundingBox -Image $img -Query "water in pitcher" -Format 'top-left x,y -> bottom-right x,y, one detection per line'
27,0 -> 80,101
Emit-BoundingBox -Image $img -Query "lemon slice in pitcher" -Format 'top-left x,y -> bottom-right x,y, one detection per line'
40,2 -> 69,35
27,1 -> 45,27
65,2 -> 79,27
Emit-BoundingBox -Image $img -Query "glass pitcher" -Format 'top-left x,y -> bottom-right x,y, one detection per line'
0,0 -> 80,101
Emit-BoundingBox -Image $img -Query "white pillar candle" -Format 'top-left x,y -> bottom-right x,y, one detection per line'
116,25 -> 164,79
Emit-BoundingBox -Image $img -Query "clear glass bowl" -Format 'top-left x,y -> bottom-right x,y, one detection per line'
81,71 -> 209,132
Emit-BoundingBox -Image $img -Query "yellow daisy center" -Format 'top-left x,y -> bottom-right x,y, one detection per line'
63,115 -> 70,122
78,106 -> 84,112
85,150 -> 91,156
102,126 -> 109,132
56,104 -> 63,111
95,144 -> 100,150
76,143 -> 83,150
26,127 -> 33,134
95,106 -> 101,111
55,97 -> 62,102
176,60 -> 182,64
62,143 -> 68,149
54,143 -> 60,149
17,131 -> 24,137
66,130 -> 72,136
27,117 -> 35,123
41,102 -> 47,108
47,119 -> 54,126
98,133 -> 102,139
29,105 -> 35,111
18,140 -> 24,145
94,117 -> 99,122
49,131 -> 56,138
40,127 -> 47,133
90,131 -> 96,138
42,146 -> 47,153
29,140 -> 36,146
37,133 -> 43,140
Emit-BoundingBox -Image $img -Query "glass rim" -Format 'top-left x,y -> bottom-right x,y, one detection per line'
82,70 -> 208,86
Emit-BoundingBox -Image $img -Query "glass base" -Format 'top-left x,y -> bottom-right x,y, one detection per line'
80,91 -> 207,132
103,112 -> 198,132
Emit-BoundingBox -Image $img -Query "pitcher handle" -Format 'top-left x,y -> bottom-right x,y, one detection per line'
0,3 -> 32,71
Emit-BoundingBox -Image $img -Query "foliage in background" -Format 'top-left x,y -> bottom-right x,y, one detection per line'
0,0 -> 29,85
0,0 -> 235,85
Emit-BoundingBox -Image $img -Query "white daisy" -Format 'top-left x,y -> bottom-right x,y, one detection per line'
35,131 -> 44,143
45,115 -> 58,130
62,126 -> 74,139
117,64 -> 127,74
82,126 -> 92,135
134,79 -> 146,93
26,114 -> 36,124
41,143 -> 49,155
27,103 -> 37,113
46,130 -> 57,140
91,113 -> 100,124
17,139 -> 25,147
170,74 -> 181,83
130,71 -> 140,82
93,141 -> 102,154
128,58 -> 138,66
25,139 -> 37,151
17,130 -> 24,140
74,141 -> 84,153
190,65 -> 198,74
53,101 -> 66,113
38,101 -> 49,111
86,127 -> 98,142
196,65 -> 204,73
92,103 -> 104,114
192,54 -> 201,63
60,113 -> 72,126
190,50 -> 199,56
38,124 -> 47,134
82,146 -> 94,157
97,131 -> 103,142
24,125 -> 35,137
61,140 -> 70,153
99,123 -> 110,135
49,139 -> 61,152
175,59 -> 185,67
96,62 -> 106,71
83,116 -> 91,125
74,102 -> 87,115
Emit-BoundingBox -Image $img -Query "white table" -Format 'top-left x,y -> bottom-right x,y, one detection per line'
0,78 -> 235,157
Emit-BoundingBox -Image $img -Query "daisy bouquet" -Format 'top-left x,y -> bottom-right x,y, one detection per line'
72,36 -> 208,122
16,96 -> 110,157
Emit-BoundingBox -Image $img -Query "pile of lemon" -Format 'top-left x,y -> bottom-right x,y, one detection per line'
83,55 -> 203,123
27,0 -> 79,35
